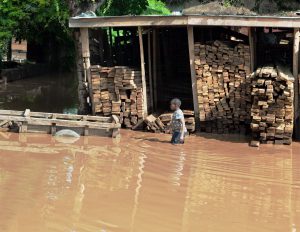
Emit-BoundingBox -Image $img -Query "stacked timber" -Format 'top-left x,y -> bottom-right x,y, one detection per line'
90,66 -> 144,128
250,65 -> 294,145
145,110 -> 196,134
194,40 -> 252,133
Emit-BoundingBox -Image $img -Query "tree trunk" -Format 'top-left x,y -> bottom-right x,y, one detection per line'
67,0 -> 105,114
7,38 -> 12,61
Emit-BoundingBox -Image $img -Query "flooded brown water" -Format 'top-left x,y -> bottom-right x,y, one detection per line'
0,130 -> 299,232
0,73 -> 78,114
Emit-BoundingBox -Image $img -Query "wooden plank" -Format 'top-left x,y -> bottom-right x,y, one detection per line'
80,27 -> 94,114
112,128 -> 120,138
111,115 -> 120,124
21,112 -> 111,122
51,123 -> 56,135
293,28 -> 300,139
187,26 -> 199,121
69,15 -> 300,29
24,109 -> 31,117
0,110 -> 23,116
0,115 -> 116,128
249,27 -> 255,72
0,120 -> 9,127
148,30 -> 154,112
138,26 -> 148,117
84,125 -> 89,136
152,28 -> 158,111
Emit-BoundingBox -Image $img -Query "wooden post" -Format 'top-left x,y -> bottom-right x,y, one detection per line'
293,28 -> 300,139
187,26 -> 199,121
148,30 -> 154,112
138,26 -> 148,117
152,28 -> 158,111
80,28 -> 93,114
249,27 -> 255,72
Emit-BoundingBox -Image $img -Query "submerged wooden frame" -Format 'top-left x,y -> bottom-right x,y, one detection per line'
0,109 -> 121,137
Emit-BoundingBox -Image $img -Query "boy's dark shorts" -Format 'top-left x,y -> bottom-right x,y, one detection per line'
171,131 -> 184,144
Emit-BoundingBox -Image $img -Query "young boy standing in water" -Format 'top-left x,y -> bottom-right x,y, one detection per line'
170,98 -> 187,144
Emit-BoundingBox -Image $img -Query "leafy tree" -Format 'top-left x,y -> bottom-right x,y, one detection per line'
99,0 -> 148,16
0,0 -> 71,62
144,0 -> 171,15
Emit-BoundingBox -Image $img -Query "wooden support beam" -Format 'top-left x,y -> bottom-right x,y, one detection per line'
187,26 -> 199,122
152,29 -> 158,111
148,30 -> 154,112
69,15 -> 300,29
80,28 -> 93,114
249,27 -> 256,72
293,28 -> 300,139
138,26 -> 148,117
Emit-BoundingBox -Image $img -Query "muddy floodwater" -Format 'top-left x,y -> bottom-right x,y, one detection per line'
0,130 -> 299,232
0,73 -> 78,114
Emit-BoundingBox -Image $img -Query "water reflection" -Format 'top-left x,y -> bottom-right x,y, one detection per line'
0,73 -> 78,113
0,131 -> 299,232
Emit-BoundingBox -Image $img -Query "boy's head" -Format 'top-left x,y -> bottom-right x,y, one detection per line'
170,98 -> 181,111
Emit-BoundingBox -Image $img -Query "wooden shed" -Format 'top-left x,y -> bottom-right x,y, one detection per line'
69,14 -> 300,140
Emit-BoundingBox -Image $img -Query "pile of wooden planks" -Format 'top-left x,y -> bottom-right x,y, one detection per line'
145,110 -> 196,134
250,65 -> 294,145
194,40 -> 252,133
91,65 -> 144,129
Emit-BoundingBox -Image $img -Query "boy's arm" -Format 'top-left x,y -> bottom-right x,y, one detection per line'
180,117 -> 186,140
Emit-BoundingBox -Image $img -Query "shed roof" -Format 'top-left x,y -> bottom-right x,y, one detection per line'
69,15 -> 300,28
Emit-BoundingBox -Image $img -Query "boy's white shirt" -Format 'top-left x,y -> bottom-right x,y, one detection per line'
173,109 -> 187,133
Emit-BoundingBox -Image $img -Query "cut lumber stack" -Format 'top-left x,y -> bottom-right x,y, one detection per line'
194,40 -> 252,133
250,65 -> 294,145
145,110 -> 196,134
90,65 -> 145,128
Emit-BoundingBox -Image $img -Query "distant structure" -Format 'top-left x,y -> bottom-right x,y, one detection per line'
11,39 -> 27,62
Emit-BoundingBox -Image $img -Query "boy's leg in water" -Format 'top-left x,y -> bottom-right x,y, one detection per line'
171,131 -> 181,144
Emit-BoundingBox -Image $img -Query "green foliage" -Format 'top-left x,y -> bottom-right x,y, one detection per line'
144,0 -> 171,15
223,0 -> 241,7
0,0 -> 71,62
99,0 -> 148,16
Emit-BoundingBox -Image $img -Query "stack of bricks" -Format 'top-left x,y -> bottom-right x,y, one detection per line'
90,66 -> 144,128
194,40 -> 252,133
250,65 -> 294,145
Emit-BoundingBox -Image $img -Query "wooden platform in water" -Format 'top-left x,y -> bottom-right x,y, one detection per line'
0,109 -> 121,138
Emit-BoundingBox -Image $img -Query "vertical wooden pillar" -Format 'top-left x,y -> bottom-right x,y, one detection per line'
148,30 -> 154,112
138,26 -> 148,117
187,26 -> 199,121
80,28 -> 93,114
293,28 -> 300,139
152,28 -> 158,111
249,27 -> 256,73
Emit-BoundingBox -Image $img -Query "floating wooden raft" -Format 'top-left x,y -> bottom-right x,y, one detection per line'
0,109 -> 121,138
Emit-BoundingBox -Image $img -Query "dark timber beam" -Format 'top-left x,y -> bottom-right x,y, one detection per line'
187,26 -> 199,122
80,28 -> 94,114
70,15 -> 300,29
147,30 -> 154,112
293,28 -> 300,139
138,26 -> 148,117
152,28 -> 158,111
249,27 -> 256,73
